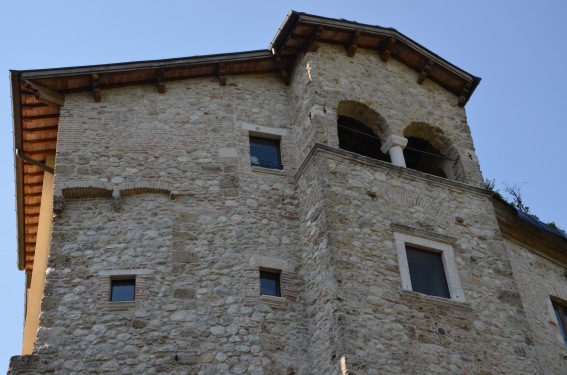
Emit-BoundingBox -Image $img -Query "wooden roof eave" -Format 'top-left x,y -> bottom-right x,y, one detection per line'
10,50 -> 288,275
10,70 -> 26,271
493,198 -> 567,267
11,12 -> 484,276
269,11 -> 481,106
17,50 -> 277,80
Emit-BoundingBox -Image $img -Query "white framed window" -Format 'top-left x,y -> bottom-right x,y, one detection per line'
394,232 -> 465,302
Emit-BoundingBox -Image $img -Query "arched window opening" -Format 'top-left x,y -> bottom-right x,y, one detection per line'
404,137 -> 453,179
337,116 -> 390,163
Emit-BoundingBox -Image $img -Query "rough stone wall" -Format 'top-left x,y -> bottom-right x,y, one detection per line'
10,76 -> 310,374
289,45 -> 483,187
295,156 -> 340,375
9,40 -> 563,375
505,240 -> 567,374
296,148 -> 543,374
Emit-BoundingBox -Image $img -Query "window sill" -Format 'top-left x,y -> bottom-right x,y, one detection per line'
260,294 -> 288,308
108,301 -> 136,311
251,166 -> 286,176
400,290 -> 471,311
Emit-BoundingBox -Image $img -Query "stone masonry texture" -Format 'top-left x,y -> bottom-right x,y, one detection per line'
8,42 -> 567,374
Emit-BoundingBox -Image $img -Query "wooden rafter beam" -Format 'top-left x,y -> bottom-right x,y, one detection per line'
304,26 -> 323,54
156,69 -> 166,94
346,30 -> 360,57
23,171 -> 45,178
20,149 -> 57,157
458,82 -> 472,107
23,137 -> 58,145
417,59 -> 435,85
218,63 -> 227,86
24,192 -> 43,198
22,103 -> 50,109
91,74 -> 101,102
22,113 -> 60,121
24,181 -> 44,188
379,37 -> 396,62
288,34 -> 311,43
23,125 -> 59,132
271,51 -> 290,86
278,60 -> 290,86
23,80 -> 64,107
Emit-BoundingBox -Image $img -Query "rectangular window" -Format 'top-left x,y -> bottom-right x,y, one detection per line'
552,300 -> 567,347
250,136 -> 282,169
260,270 -> 281,297
406,246 -> 450,299
110,278 -> 136,302
394,231 -> 465,302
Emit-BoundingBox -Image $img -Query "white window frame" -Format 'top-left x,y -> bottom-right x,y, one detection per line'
394,232 -> 466,302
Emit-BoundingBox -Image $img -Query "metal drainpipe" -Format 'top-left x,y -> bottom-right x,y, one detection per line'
15,148 -> 54,174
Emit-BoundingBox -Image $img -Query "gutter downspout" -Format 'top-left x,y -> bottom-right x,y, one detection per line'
15,149 -> 54,174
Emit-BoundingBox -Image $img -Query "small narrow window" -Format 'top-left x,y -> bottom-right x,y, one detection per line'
110,279 -> 136,302
250,136 -> 282,169
552,300 -> 567,347
260,270 -> 281,297
406,246 -> 450,299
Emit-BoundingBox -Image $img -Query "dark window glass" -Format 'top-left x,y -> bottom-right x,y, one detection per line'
403,137 -> 448,178
260,271 -> 281,297
552,300 -> 567,347
406,246 -> 450,299
250,136 -> 282,169
337,116 -> 390,163
111,279 -> 135,302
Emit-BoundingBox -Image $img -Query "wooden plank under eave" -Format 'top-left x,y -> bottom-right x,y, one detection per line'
24,185 -> 43,195
21,148 -> 56,158
24,176 -> 43,185
320,30 -> 351,44
25,216 -> 39,225
24,207 -> 41,216
23,117 -> 59,127
22,166 -> 44,175
23,138 -> 58,146
23,131 -> 58,142
24,198 -> 42,207
24,235 -> 37,244
23,180 -> 44,187
65,77 -> 90,90
293,24 -> 314,37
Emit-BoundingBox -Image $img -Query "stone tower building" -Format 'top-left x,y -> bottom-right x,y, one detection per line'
8,11 -> 567,375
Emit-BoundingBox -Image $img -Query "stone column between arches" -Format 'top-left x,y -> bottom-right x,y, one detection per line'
380,134 -> 408,167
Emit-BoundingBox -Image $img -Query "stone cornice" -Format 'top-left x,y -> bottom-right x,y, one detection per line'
295,143 -> 490,198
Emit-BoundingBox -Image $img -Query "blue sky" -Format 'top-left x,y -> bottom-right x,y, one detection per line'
1,0 -> 566,370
